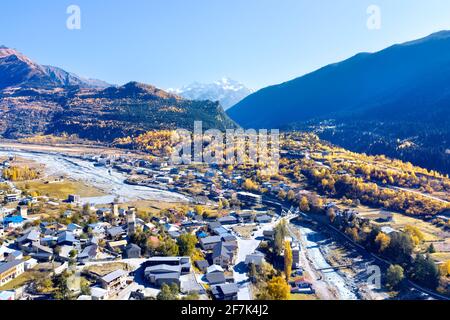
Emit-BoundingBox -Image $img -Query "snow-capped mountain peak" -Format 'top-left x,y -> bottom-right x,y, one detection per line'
168,78 -> 252,110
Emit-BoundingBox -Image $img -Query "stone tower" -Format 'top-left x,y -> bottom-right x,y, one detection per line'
127,207 -> 136,236
19,205 -> 28,218
111,202 -> 119,217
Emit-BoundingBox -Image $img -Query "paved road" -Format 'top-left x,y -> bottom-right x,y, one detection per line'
228,219 -> 280,300
389,185 -> 449,204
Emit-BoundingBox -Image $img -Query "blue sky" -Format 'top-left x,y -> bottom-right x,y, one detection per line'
2,0 -> 450,90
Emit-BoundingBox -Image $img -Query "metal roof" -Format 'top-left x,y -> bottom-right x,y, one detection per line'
101,269 -> 126,283
0,259 -> 24,274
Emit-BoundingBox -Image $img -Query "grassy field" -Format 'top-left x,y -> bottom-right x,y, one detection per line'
290,293 -> 319,300
233,225 -> 257,239
0,156 -> 44,172
124,199 -> 187,215
0,270 -> 49,291
431,252 -> 450,263
390,213 -> 444,242
16,178 -> 104,199
84,262 -> 131,277
352,205 -> 444,242
339,202 -> 450,264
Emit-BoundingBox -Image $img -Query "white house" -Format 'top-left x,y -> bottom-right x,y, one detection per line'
67,223 -> 83,237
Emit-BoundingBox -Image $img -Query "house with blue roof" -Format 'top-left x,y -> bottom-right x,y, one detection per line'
2,216 -> 24,229
197,231 -> 208,238
57,231 -> 79,246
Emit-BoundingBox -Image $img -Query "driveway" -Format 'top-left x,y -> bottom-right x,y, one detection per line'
228,219 -> 280,300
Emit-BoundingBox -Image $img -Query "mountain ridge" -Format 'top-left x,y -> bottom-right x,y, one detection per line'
0,47 -> 237,142
227,30 -> 450,173
0,46 -> 110,89
169,78 -> 252,110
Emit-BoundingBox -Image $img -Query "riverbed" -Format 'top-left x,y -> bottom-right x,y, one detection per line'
0,149 -> 190,204
290,222 -> 359,300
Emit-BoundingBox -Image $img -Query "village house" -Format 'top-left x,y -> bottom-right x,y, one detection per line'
24,258 -> 38,271
78,244 -> 100,263
217,215 -> 238,225
66,223 -> 83,237
16,228 -> 40,249
107,240 -> 128,253
144,264 -> 181,287
29,243 -> 54,261
222,233 -> 238,246
212,226 -> 229,236
2,215 -> 25,229
96,207 -> 112,218
90,286 -> 109,300
67,194 -> 81,204
144,257 -> 191,274
100,269 -> 128,295
88,222 -> 109,236
156,176 -> 173,184
206,264 -> 224,274
106,226 -> 126,240
205,269 -> 226,285
255,214 -> 273,224
123,243 -> 141,259
245,252 -> 265,267
5,191 -> 21,203
57,231 -> 79,246
195,260 -> 209,273
211,283 -> 239,300
207,221 -> 222,232
237,192 -> 262,206
211,242 -> 235,269
291,242 -> 301,269
0,259 -> 25,287
263,229 -> 275,241
39,222 -> 65,236
235,211 -> 254,223
200,236 -> 222,250
0,247 -> 23,262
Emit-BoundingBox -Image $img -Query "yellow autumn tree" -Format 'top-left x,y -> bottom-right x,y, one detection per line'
284,241 -> 292,281
243,179 -> 258,191
299,196 -> 310,212
2,166 -> 38,181
404,225 -> 424,246
263,276 -> 291,300
287,190 -> 295,201
375,232 -> 391,252
439,260 -> 450,277
194,205 -> 205,216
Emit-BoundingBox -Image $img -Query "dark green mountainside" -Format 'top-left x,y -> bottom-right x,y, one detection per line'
227,31 -> 450,173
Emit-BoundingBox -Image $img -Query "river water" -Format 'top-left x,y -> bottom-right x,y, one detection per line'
291,222 -> 358,300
